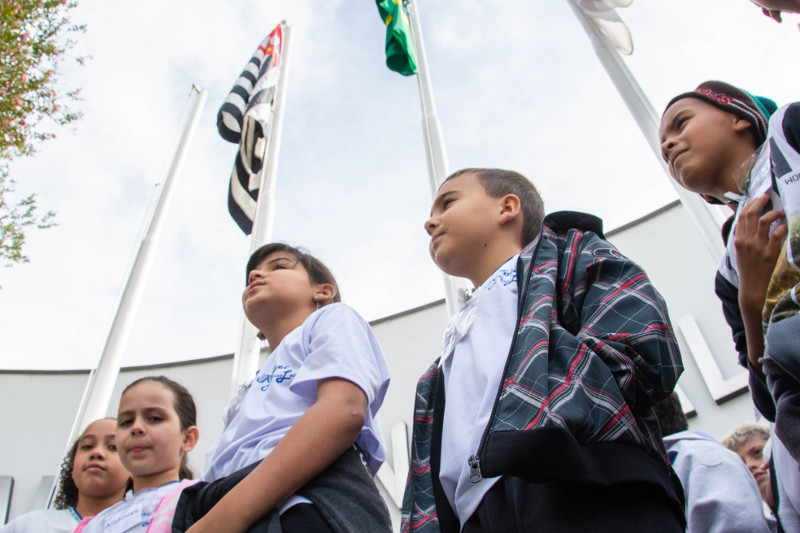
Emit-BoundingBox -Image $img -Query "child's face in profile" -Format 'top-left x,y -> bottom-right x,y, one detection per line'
732,436 -> 771,502
243,252 -> 316,322
659,98 -> 752,200
425,173 -> 503,281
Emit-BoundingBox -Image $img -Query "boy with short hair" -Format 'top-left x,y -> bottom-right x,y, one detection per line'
401,168 -> 685,532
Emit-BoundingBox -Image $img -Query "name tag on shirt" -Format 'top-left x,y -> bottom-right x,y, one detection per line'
104,504 -> 147,531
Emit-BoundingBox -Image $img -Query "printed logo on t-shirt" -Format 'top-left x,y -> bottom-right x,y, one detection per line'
256,364 -> 296,391
484,267 -> 516,292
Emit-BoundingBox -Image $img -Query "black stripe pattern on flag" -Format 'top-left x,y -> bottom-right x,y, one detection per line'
218,24 -> 282,234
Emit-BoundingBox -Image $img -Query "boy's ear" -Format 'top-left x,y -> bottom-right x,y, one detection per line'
732,117 -> 753,134
315,283 -> 335,304
181,426 -> 199,453
498,194 -> 522,225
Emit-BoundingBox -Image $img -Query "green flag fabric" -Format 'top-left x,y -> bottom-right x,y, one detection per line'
376,0 -> 418,76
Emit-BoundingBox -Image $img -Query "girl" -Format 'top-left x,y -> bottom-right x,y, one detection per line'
173,243 -> 392,532
78,376 -> 199,533
0,418 -> 129,533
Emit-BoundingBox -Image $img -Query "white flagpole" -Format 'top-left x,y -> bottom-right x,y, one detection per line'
405,0 -> 471,317
52,85 -> 207,506
230,22 -> 292,395
566,0 -> 726,259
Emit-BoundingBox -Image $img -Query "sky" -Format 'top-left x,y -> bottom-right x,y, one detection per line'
0,0 -> 798,371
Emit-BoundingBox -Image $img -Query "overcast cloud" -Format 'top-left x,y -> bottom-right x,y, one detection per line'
1,0 -> 797,370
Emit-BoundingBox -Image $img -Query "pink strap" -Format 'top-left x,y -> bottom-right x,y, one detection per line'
73,516 -> 92,533
145,479 -> 199,533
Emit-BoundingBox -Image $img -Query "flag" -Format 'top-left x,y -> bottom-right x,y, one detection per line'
579,0 -> 634,55
376,0 -> 417,75
217,24 -> 283,234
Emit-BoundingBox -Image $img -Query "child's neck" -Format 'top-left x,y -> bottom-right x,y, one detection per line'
75,492 -> 126,518
467,243 -> 522,288
131,469 -> 180,493
260,307 -> 315,349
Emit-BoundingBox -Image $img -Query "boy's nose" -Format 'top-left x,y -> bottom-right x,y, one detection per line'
247,270 -> 263,284
424,216 -> 437,236
660,137 -> 676,161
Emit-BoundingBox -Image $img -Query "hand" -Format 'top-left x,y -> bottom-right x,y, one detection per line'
734,194 -> 787,376
735,194 -> 787,307
762,7 -> 783,21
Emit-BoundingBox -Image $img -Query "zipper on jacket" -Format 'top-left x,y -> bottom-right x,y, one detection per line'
473,238 -> 542,477
468,455 -> 482,483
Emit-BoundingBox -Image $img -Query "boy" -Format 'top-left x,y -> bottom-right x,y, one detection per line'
659,81 -> 783,418
401,168 -> 685,532
661,80 -> 800,527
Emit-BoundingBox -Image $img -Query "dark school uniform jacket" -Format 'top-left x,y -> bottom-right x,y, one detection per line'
401,211 -> 685,532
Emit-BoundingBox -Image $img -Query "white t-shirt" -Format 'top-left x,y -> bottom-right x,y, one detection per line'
0,508 -> 79,533
79,482 -> 179,533
439,255 -> 519,527
203,303 -> 391,481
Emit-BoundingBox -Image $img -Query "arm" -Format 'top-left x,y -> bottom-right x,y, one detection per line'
565,233 -> 683,408
684,449 -> 773,533
186,378 -> 368,533
734,194 -> 787,379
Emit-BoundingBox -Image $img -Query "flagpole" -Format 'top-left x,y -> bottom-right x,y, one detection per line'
566,0 -> 726,259
52,85 -> 207,506
405,0 -> 470,316
230,22 -> 292,395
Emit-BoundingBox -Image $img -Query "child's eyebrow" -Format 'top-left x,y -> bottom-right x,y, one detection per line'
430,190 -> 457,215
265,256 -> 298,267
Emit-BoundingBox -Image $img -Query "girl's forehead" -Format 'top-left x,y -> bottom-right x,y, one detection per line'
120,380 -> 175,406
82,418 -> 117,437
262,251 -> 298,263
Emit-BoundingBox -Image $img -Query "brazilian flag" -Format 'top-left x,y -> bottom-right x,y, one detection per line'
376,0 -> 418,76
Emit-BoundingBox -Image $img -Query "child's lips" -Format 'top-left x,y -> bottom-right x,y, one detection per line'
670,149 -> 687,171
246,280 -> 266,293
430,232 -> 444,250
85,463 -> 106,472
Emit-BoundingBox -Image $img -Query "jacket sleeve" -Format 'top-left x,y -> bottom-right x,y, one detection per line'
560,231 -> 683,411
715,270 -> 776,420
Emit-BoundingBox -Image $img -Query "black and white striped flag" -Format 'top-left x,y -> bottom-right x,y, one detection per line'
217,24 -> 283,234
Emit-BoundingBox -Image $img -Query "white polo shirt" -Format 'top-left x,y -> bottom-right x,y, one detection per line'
203,303 -> 391,481
439,255 -> 519,527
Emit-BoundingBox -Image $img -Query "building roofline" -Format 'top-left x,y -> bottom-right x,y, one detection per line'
3,201 -> 683,374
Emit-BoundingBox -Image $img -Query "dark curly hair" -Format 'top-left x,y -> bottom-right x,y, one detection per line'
52,437 -> 80,509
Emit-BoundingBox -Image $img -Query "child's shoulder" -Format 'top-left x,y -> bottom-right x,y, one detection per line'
311,302 -> 368,328
771,102 -> 800,153
542,210 -> 605,238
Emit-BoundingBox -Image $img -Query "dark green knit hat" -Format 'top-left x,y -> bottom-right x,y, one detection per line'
663,80 -> 778,146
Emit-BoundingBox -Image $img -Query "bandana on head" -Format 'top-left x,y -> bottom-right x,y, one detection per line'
663,80 -> 777,146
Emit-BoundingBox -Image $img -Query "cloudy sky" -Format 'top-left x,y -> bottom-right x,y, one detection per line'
1,0 -> 798,371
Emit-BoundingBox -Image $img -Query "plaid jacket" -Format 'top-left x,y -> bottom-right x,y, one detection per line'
401,212 -> 684,532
